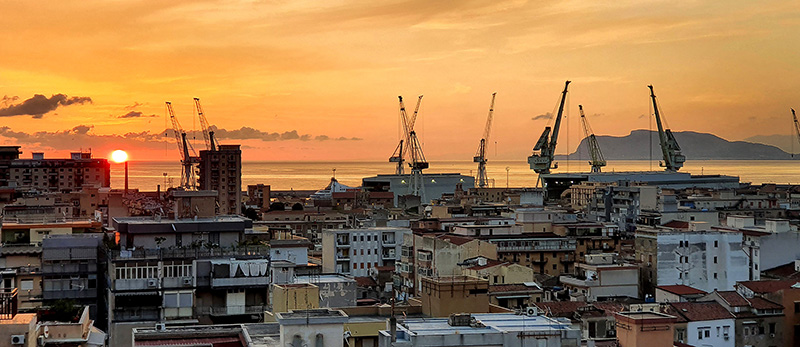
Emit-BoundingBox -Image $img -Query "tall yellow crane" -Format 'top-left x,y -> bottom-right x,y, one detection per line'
474,93 -> 496,188
167,102 -> 198,189
193,98 -> 217,151
579,105 -> 606,173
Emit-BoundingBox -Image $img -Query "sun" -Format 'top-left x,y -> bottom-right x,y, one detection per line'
111,150 -> 128,163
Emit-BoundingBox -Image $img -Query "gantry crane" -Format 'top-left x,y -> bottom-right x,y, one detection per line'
792,108 -> 799,158
528,80 -> 571,175
474,93 -> 497,188
648,85 -> 685,171
194,98 -> 217,151
579,105 -> 606,173
166,102 -> 198,189
389,95 -> 422,175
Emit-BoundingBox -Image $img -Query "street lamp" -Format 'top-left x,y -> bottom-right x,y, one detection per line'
111,150 -> 129,195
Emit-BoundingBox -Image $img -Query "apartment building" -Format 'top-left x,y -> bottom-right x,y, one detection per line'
484,233 -> 577,276
700,290 -> 784,347
41,235 -> 103,318
635,225 -> 749,295
665,302 -> 735,347
736,280 -> 800,347
258,210 -> 349,244
198,144 -> 242,215
107,216 -> 265,346
559,253 -> 639,301
321,227 -> 409,277
8,151 -> 110,192
246,184 -> 270,211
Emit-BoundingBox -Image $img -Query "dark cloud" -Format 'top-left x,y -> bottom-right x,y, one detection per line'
119,111 -> 157,118
124,102 -> 143,110
208,126 -> 359,142
1,95 -> 19,107
532,112 -> 553,121
0,94 -> 92,118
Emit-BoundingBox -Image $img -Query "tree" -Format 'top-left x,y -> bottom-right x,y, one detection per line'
268,202 -> 285,211
244,207 -> 260,220
291,203 -> 304,211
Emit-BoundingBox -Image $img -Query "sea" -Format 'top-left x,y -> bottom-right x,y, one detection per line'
110,160 -> 800,192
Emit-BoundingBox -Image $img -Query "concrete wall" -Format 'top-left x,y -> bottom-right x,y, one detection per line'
685,319 -> 734,347
656,232 -> 748,293
759,231 -> 800,270
280,322 -> 343,347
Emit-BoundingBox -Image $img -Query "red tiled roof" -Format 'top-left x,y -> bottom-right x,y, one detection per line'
716,291 -> 749,307
668,302 -> 735,322
354,276 -> 377,287
747,296 -> 783,310
467,260 -> 507,271
738,280 -> 800,293
657,285 -> 707,296
762,262 -> 800,280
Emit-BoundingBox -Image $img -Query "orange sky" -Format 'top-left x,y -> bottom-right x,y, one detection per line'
1,0 -> 798,162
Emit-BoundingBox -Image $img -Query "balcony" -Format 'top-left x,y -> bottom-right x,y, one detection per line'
210,276 -> 269,287
197,305 -> 265,316
561,255 -> 576,263
43,288 -> 97,300
108,246 -> 270,261
336,250 -> 351,260
382,249 -> 396,259
113,306 -> 161,322
336,238 -> 351,247
42,263 -> 95,274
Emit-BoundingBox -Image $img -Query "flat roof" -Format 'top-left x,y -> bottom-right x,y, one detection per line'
395,313 -> 573,337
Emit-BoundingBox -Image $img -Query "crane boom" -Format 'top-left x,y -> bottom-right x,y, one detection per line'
194,98 -> 216,151
579,105 -> 606,173
792,108 -> 800,158
528,81 -> 571,174
474,92 -> 497,188
648,85 -> 685,171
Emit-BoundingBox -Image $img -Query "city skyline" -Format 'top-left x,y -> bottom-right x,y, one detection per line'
1,0 -> 798,162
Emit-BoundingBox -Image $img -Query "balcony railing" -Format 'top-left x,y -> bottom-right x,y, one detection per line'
113,306 -> 161,322
43,288 -> 97,300
210,277 -> 269,287
196,305 -> 265,316
108,245 -> 270,261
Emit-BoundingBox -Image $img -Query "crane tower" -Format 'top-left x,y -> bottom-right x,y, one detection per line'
474,93 -> 496,188
579,105 -> 606,173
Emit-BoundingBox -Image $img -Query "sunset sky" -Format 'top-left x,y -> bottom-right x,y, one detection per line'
1,0 -> 798,162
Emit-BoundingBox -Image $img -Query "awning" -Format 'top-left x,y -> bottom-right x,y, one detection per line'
495,295 -> 531,299
114,291 -> 160,297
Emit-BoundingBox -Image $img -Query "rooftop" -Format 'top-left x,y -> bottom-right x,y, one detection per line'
657,285 -> 707,296
667,302 -> 735,322
738,280 -> 800,293
387,313 -> 576,340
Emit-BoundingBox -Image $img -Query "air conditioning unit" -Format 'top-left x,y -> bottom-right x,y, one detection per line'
525,307 -> 539,316
37,335 -> 44,347
10,335 -> 25,345
147,279 -> 158,287
182,278 -> 192,286
771,333 -> 776,338
155,323 -> 166,331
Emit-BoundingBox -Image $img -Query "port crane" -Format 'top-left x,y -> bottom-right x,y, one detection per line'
579,105 -> 606,173
474,92 -> 496,188
166,101 -> 199,189
401,96 -> 429,200
792,108 -> 800,158
528,80 -> 571,175
648,85 -> 685,171
194,98 -> 218,151
389,95 -> 423,175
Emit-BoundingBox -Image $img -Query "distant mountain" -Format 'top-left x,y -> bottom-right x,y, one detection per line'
561,130 -> 793,160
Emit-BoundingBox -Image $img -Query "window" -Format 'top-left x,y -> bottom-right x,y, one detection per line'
794,302 -> 799,313
769,323 -> 776,334
705,330 -> 710,338
714,256 -> 718,264
759,325 -> 765,335
20,280 -> 33,290
714,240 -> 718,247
714,273 -> 718,279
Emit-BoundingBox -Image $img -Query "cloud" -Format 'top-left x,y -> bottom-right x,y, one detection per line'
532,112 -> 553,121
0,94 -> 92,118
208,126 -> 360,142
119,111 -> 157,118
124,102 -> 143,110
1,95 -> 19,107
